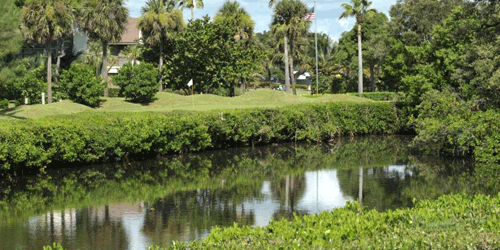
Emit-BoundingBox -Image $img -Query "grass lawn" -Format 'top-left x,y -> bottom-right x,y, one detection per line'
0,89 -> 372,120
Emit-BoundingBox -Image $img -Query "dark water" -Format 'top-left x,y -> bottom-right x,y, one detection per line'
0,136 -> 481,250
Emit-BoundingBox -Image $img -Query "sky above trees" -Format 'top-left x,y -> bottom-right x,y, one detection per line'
126,0 -> 396,40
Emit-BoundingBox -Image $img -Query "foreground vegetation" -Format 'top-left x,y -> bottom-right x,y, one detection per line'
154,193 -> 500,249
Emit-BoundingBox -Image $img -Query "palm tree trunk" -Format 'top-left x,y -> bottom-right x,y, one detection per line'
283,35 -> 290,93
102,41 -> 109,97
159,42 -> 164,92
191,7 -> 194,20
46,41 -> 53,104
357,23 -> 363,96
370,63 -> 375,92
289,37 -> 296,95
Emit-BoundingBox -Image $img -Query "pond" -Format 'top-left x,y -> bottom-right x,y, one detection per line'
0,136 -> 485,250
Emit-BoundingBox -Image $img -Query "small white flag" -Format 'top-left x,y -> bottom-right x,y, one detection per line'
187,79 -> 193,87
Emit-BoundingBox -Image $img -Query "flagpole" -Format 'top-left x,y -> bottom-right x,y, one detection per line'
314,0 -> 319,95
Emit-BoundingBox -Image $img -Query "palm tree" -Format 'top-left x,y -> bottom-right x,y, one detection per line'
178,0 -> 204,20
339,0 -> 375,96
22,0 -> 73,104
271,0 -> 310,95
214,1 -> 254,93
137,0 -> 184,92
80,0 -> 129,97
122,45 -> 142,67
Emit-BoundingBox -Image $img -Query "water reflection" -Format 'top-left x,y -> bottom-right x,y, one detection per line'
0,136 -> 486,250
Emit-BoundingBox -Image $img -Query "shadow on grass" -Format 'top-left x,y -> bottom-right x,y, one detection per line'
0,107 -> 27,120
124,97 -> 158,106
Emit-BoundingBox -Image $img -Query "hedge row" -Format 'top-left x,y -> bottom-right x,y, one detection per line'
0,102 -> 400,170
159,193 -> 500,249
347,92 -> 403,101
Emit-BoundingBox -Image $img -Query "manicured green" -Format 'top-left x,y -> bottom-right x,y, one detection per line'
152,193 -> 500,249
0,90 -> 372,120
0,101 -> 399,170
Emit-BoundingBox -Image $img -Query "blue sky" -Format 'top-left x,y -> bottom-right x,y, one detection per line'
127,0 -> 397,41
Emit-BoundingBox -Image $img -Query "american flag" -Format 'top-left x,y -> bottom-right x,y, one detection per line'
303,7 -> 315,21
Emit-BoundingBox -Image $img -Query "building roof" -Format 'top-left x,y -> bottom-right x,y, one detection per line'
111,18 -> 140,45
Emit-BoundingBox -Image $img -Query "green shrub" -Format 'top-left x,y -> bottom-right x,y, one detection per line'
114,62 -> 160,104
108,87 -> 121,98
347,92 -> 403,101
60,63 -> 106,108
0,102 -> 399,171
0,99 -> 8,109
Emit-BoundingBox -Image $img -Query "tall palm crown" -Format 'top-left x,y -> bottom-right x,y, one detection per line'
137,0 -> 184,92
339,0 -> 374,27
271,0 -> 310,95
214,1 -> 254,43
339,0 -> 375,95
138,0 -> 184,46
178,0 -> 204,20
22,0 -> 73,104
80,0 -> 129,44
80,0 -> 128,96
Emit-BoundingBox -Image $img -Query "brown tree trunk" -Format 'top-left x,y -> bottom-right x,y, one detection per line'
46,41 -> 53,104
370,63 -> 375,92
357,23 -> 363,96
56,39 -> 65,85
102,41 -> 109,97
283,35 -> 290,93
159,42 -> 163,92
289,37 -> 296,95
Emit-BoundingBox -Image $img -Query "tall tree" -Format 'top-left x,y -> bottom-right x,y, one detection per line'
214,0 -> 255,93
137,0 -> 184,92
22,0 -> 73,103
339,0 -> 375,96
80,0 -> 128,97
0,0 -> 23,64
271,0 -> 310,95
178,0 -> 203,20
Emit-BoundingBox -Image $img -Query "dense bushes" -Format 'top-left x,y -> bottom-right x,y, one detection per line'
411,90 -> 500,163
0,99 -> 8,109
114,62 -> 160,103
347,92 -> 403,101
60,63 -> 106,107
159,193 -> 500,249
0,102 -> 399,170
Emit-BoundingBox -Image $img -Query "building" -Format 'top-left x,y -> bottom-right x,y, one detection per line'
108,18 -> 141,74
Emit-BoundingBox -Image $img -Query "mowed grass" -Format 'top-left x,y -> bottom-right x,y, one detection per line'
0,89 -> 372,120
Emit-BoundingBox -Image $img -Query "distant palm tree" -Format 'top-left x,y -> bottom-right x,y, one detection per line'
137,0 -> 184,92
22,0 -> 73,103
339,0 -> 375,96
214,1 -> 254,93
178,0 -> 204,20
122,45 -> 142,66
271,0 -> 310,95
214,1 -> 254,43
80,0 -> 129,97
